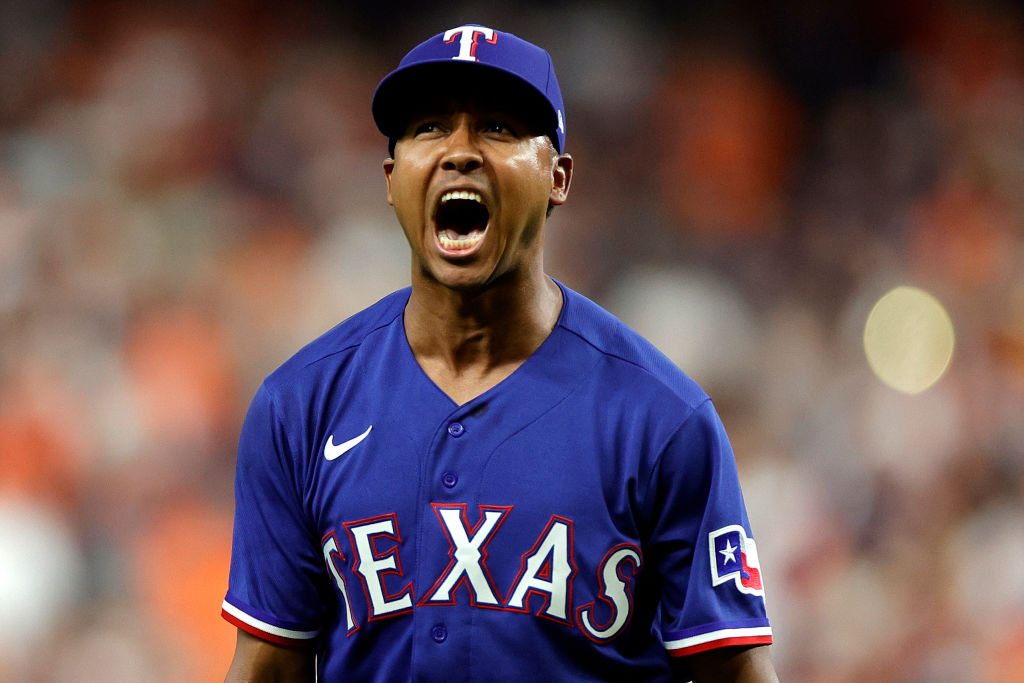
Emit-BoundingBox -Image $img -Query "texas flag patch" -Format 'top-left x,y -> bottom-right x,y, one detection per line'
709,525 -> 765,597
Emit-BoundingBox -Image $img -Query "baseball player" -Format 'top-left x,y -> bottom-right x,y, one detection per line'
223,24 -> 776,682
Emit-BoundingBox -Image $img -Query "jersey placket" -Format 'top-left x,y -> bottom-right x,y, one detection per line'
410,405 -> 481,681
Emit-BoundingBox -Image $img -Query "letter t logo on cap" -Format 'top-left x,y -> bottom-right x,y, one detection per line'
444,25 -> 498,62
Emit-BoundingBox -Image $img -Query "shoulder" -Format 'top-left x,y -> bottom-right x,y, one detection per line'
555,281 -> 710,413
262,288 -> 410,393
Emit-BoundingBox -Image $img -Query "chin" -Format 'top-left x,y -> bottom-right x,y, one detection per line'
419,262 -> 493,293
438,275 -> 496,294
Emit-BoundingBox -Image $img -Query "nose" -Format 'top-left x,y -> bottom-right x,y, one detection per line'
441,121 -> 483,172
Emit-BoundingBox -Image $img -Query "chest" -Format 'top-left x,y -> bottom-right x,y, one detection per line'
305,386 -> 657,611
307,394 -> 636,537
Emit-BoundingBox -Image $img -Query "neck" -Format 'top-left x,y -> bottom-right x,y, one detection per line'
404,270 -> 563,403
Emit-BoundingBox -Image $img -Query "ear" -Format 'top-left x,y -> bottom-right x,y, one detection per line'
383,157 -> 396,206
548,153 -> 573,206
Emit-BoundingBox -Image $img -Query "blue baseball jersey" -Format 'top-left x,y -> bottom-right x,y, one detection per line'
223,281 -> 771,681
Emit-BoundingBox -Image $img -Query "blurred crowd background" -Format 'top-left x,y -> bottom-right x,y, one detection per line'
2,0 -> 1023,680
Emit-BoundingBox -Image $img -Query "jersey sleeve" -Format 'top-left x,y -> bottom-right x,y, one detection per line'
222,382 -> 328,646
645,399 -> 772,657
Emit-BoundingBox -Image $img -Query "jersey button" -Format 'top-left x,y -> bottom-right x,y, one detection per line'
447,422 -> 465,438
442,471 -> 458,488
431,624 -> 448,643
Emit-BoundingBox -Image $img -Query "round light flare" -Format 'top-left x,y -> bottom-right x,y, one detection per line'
863,286 -> 955,394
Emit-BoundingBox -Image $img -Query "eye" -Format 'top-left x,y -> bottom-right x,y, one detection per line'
414,122 -> 441,136
483,120 -> 517,137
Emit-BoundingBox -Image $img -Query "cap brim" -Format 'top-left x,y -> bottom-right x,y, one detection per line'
372,61 -> 561,151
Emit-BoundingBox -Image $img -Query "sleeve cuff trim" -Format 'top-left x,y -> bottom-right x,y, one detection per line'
664,626 -> 773,656
221,599 -> 320,644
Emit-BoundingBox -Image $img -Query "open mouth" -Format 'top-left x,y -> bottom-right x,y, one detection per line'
434,190 -> 489,253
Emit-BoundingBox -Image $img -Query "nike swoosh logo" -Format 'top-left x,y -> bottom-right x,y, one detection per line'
324,426 -> 373,460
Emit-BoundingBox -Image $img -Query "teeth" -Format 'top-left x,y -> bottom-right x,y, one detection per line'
440,190 -> 483,204
438,230 -> 485,250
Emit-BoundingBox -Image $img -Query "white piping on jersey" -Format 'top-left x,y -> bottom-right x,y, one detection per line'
662,625 -> 772,652
222,600 -> 320,640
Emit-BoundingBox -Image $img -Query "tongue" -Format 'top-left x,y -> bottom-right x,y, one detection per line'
439,226 -> 483,239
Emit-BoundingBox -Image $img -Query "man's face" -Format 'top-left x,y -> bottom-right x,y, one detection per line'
383,91 -> 572,293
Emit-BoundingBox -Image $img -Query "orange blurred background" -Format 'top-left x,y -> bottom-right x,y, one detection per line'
2,1 -> 1023,680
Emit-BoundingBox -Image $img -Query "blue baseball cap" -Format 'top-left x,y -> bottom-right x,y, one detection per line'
372,25 -> 566,154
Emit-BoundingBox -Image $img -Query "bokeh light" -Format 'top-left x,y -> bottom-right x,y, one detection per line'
863,286 -> 955,394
